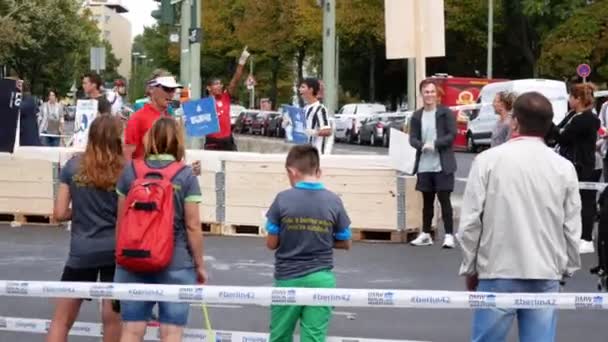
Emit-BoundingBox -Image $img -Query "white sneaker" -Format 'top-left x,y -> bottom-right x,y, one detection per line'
442,234 -> 455,249
580,239 -> 595,254
411,232 -> 433,246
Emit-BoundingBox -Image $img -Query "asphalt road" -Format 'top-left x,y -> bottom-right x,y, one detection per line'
0,226 -> 605,342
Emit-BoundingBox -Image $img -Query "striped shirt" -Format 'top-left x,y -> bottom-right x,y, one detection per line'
304,101 -> 331,154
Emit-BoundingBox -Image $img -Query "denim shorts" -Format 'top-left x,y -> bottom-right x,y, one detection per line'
114,266 -> 196,326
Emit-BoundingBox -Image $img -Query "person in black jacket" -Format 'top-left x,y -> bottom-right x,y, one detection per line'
18,80 -> 41,147
554,83 -> 600,254
409,79 -> 457,248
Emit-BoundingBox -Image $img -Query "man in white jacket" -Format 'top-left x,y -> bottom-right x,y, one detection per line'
458,92 -> 581,342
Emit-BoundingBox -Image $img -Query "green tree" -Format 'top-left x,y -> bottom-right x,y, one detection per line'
502,0 -> 588,76
140,25 -> 180,77
538,0 -> 608,82
337,0 -> 384,101
1,1 -> 120,96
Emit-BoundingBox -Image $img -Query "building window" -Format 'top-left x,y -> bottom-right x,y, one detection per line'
104,30 -> 110,39
105,15 -> 110,23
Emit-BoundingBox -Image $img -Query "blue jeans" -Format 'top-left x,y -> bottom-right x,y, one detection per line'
114,266 -> 197,326
472,279 -> 560,342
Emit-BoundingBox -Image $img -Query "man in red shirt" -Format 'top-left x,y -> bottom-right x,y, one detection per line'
124,76 -> 183,160
204,47 -> 250,151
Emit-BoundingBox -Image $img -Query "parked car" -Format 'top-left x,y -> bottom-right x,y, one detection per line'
466,78 -> 568,152
230,104 -> 246,128
268,113 -> 286,138
334,103 -> 386,143
357,113 -> 406,146
234,111 -> 259,134
382,115 -> 407,147
251,111 -> 281,135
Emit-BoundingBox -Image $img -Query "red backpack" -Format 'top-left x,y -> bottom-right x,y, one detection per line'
116,160 -> 185,273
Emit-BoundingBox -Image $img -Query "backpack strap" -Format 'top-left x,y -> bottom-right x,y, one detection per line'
132,160 -> 186,181
156,161 -> 186,181
132,159 -> 150,180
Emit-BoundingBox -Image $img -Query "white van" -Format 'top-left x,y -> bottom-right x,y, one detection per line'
334,103 -> 386,142
466,79 -> 568,151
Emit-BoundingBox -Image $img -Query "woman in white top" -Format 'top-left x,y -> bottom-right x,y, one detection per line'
39,90 -> 64,146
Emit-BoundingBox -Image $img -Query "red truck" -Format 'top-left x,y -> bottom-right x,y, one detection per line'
429,75 -> 507,150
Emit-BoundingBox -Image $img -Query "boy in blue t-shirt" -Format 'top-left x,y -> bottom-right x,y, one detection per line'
265,145 -> 352,342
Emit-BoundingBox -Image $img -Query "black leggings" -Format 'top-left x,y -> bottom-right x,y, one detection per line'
422,191 -> 453,235
580,169 -> 602,241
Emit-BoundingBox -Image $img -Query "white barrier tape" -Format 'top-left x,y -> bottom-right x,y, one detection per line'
39,133 -> 72,138
0,316 -> 423,342
0,281 -> 606,310
398,175 -> 608,191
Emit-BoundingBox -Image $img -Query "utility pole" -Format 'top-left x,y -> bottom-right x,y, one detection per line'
407,59 -> 415,110
487,0 -> 493,79
180,0 -> 191,88
322,0 -> 337,116
413,0 -> 426,109
249,57 -> 255,109
190,0 -> 201,99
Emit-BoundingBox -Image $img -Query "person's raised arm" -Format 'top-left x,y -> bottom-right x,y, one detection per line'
227,47 -> 251,96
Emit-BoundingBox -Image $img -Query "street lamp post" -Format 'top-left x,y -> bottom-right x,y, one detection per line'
487,0 -> 493,79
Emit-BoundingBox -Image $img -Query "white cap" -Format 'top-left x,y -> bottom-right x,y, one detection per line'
148,76 -> 183,89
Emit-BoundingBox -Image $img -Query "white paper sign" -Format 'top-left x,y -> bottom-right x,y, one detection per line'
388,128 -> 416,174
385,0 -> 446,59
73,99 -> 98,149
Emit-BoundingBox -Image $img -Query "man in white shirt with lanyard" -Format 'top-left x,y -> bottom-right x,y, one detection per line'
299,78 -> 333,154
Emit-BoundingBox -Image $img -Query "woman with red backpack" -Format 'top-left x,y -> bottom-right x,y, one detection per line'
47,115 -> 124,342
114,117 -> 206,342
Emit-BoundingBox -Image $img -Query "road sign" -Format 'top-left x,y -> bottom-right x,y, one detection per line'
90,47 -> 106,73
188,28 -> 201,44
169,33 -> 179,43
577,63 -> 591,78
246,75 -> 256,90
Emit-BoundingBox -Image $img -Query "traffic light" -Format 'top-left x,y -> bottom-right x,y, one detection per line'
151,0 -> 175,25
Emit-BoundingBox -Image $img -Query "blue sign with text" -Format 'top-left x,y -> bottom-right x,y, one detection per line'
282,105 -> 308,144
183,97 -> 220,137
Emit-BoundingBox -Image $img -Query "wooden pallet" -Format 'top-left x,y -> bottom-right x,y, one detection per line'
221,224 -> 263,237
352,228 -> 406,243
201,222 -> 222,235
0,213 -> 57,226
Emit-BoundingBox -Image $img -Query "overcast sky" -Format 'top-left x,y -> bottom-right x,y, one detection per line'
123,0 -> 157,40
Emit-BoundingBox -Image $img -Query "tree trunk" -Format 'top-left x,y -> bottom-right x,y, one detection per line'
270,56 -> 280,109
369,48 -> 376,102
503,1 -> 536,77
